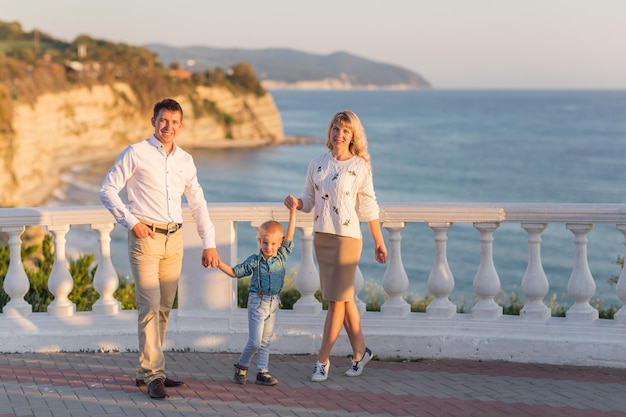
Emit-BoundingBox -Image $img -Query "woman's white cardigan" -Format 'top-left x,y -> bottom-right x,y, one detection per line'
299,152 -> 380,239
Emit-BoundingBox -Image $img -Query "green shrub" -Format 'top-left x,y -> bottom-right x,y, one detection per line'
114,276 -> 137,310
277,270 -> 300,309
237,275 -> 251,308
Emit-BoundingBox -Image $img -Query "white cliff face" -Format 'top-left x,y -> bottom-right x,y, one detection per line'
0,83 -> 283,207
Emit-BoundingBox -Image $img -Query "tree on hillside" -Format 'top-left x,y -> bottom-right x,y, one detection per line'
0,19 -> 266,136
227,62 -> 265,96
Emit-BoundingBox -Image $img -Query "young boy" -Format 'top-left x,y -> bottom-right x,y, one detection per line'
217,206 -> 296,386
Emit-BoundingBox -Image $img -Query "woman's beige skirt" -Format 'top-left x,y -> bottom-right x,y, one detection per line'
314,232 -> 363,301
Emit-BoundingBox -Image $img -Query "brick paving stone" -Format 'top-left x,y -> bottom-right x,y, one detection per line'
1,352 -> 626,416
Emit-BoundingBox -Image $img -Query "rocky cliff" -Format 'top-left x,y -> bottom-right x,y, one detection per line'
0,83 -> 284,207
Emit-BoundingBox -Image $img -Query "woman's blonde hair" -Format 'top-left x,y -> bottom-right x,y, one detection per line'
325,110 -> 372,169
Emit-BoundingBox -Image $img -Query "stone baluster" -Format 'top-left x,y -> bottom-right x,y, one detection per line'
178,219 -> 236,316
293,226 -> 322,314
426,222 -> 456,318
381,222 -> 410,317
471,222 -> 502,320
1,226 -> 32,317
90,223 -> 121,315
614,224 -> 626,324
46,225 -> 76,317
354,266 -> 366,315
520,223 -> 551,321
564,223 -> 598,321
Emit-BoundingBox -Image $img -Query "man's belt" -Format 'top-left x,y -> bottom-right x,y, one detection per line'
143,223 -> 183,235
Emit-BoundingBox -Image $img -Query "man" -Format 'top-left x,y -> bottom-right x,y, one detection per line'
100,98 -> 220,400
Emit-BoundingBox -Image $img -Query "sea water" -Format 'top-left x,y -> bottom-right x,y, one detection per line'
56,90 -> 626,306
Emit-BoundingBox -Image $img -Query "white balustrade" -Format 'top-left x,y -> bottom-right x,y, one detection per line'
381,222 -> 410,317
471,222 -> 503,320
565,223 -> 598,322
45,224 -> 76,317
293,226 -> 322,314
178,219 -> 236,318
426,222 -> 456,318
3,203 -> 626,369
614,224 -> 626,324
520,223 -> 551,321
1,226 -> 31,317
91,222 -> 120,315
354,266 -> 366,315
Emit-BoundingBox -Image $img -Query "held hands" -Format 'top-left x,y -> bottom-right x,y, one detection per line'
202,248 -> 221,268
284,194 -> 302,211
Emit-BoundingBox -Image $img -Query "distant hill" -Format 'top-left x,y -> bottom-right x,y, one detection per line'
144,44 -> 431,90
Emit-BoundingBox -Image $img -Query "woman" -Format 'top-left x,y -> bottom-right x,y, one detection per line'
284,110 -> 387,382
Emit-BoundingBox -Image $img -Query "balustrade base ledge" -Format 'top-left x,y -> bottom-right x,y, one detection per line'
1,309 -> 625,368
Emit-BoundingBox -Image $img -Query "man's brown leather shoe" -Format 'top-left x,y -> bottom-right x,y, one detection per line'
147,378 -> 169,400
136,377 -> 184,388
163,377 -> 184,387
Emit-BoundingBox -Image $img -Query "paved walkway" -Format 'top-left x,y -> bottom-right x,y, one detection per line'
1,351 -> 626,417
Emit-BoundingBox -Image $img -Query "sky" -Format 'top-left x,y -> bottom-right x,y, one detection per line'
3,0 -> 626,89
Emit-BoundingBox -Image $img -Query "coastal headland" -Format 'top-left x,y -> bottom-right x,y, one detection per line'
0,83 -> 311,208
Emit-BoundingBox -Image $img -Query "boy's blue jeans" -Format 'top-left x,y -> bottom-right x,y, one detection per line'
237,292 -> 280,374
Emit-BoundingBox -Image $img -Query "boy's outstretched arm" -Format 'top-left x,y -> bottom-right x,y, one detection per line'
285,205 -> 296,241
217,261 -> 237,278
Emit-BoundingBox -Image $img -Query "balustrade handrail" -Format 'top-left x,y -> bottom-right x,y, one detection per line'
2,202 -> 626,368
4,201 -> 626,224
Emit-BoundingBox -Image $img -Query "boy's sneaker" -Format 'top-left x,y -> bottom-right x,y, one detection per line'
344,347 -> 374,377
311,360 -> 330,382
233,364 -> 248,385
256,372 -> 278,386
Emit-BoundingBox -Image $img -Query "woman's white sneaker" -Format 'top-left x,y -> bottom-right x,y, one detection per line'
311,360 -> 330,382
344,347 -> 373,377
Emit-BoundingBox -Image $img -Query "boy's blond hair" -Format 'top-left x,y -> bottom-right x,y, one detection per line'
259,220 -> 283,237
